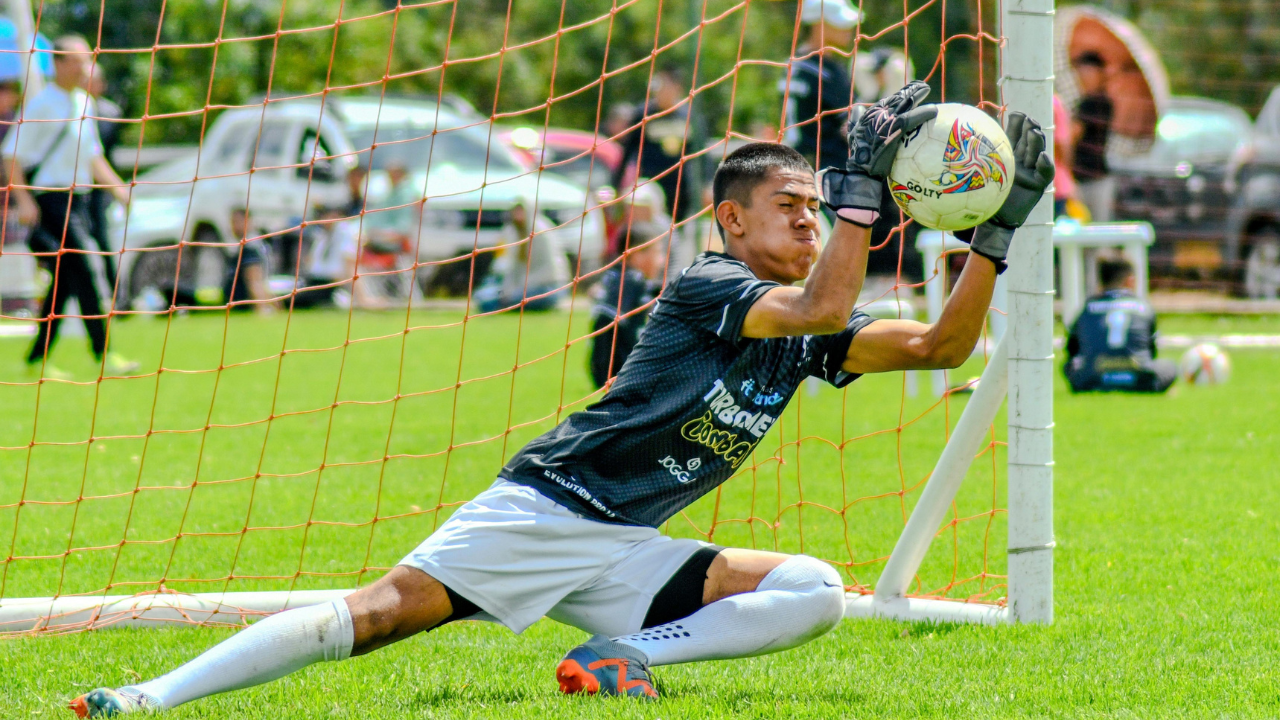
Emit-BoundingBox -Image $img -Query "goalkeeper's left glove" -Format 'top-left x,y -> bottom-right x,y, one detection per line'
820,81 -> 937,227
965,111 -> 1056,273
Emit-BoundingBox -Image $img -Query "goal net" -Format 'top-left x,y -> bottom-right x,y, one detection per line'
0,0 -> 1053,634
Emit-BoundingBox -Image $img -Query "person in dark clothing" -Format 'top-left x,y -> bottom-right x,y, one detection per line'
3,35 -> 136,379
1071,52 -> 1114,222
588,229 -> 664,388
87,64 -> 123,290
611,68 -> 698,223
1064,256 -> 1175,393
779,0 -> 861,172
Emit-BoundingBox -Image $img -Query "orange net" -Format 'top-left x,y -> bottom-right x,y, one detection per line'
0,0 -> 1006,635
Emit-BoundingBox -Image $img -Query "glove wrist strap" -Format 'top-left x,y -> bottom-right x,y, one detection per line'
820,169 -> 883,227
969,222 -> 1014,275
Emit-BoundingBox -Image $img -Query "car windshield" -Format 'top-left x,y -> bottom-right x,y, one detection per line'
1149,108 -> 1249,164
348,125 -> 522,175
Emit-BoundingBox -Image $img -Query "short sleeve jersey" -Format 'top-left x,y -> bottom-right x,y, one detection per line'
1065,289 -> 1159,384
503,252 -> 876,527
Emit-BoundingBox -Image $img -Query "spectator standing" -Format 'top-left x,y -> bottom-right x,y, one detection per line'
86,63 -> 122,289
1064,256 -> 1174,393
2,35 -> 136,379
474,198 -> 568,313
611,68 -> 698,225
0,76 -> 23,245
780,0 -> 860,171
1071,52 -> 1114,222
589,233 -> 663,389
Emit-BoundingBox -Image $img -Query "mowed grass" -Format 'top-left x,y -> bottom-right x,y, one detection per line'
1,309 -> 1278,718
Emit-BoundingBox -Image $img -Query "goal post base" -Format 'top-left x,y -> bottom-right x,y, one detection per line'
0,590 -> 356,634
844,593 -> 1007,626
3,589 -> 1009,633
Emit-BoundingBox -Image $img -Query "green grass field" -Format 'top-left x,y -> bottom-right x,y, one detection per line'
2,309 -> 1278,718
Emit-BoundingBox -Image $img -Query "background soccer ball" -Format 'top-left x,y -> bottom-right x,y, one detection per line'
1178,343 -> 1231,385
887,103 -> 1016,232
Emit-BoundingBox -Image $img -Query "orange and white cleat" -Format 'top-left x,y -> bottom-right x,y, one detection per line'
556,635 -> 658,700
68,687 -> 153,717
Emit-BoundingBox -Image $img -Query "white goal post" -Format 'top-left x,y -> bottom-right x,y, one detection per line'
0,0 -> 1055,633
847,0 -> 1055,625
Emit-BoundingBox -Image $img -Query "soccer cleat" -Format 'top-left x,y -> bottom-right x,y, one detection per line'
68,687 -> 153,717
103,353 -> 140,375
556,634 -> 658,700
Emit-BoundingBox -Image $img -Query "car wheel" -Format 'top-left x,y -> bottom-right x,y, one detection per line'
1243,230 -> 1280,300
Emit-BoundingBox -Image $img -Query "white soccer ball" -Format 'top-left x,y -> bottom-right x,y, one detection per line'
1178,343 -> 1231,385
887,103 -> 1016,231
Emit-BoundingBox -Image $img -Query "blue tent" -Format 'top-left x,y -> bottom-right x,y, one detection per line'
0,18 -> 54,83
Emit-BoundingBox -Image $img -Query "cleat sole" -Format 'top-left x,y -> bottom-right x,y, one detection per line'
556,658 -> 601,695
68,696 -> 90,718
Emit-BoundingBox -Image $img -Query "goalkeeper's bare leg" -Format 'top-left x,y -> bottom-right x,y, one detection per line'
69,549 -> 842,714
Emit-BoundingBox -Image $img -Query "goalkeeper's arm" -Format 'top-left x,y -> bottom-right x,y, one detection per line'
841,111 -> 1056,374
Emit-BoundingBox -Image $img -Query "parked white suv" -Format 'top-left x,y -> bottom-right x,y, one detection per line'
113,96 -> 605,306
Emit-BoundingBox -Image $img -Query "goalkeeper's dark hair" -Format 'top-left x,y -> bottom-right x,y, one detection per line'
1099,256 -> 1135,289
712,142 -> 813,239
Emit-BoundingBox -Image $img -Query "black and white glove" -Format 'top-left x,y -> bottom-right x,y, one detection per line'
820,81 -> 937,227
966,111 -> 1056,273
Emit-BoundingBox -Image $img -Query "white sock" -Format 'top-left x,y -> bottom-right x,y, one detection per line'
124,599 -> 354,709
611,555 -> 845,667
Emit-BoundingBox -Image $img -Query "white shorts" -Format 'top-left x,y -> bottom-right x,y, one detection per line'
399,481 -> 710,635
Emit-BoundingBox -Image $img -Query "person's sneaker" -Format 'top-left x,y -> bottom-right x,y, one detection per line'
26,362 -> 71,381
556,634 -> 658,700
68,687 -> 154,717
102,353 -> 140,375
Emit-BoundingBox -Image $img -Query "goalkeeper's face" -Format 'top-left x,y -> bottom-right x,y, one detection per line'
730,169 -> 822,284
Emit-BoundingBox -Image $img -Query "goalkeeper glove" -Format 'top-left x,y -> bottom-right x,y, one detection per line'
820,81 -> 937,227
966,111 -> 1056,273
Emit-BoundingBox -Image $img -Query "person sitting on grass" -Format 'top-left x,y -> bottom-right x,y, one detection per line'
588,230 -> 665,388
1064,256 -> 1175,393
70,83 -> 1053,715
291,205 -> 386,310
473,197 -> 569,313
226,208 -> 276,314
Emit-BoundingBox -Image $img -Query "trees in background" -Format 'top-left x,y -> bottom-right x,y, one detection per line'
31,0 -> 995,148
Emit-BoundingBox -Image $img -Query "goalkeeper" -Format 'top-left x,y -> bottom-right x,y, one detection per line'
71,83 -> 1052,715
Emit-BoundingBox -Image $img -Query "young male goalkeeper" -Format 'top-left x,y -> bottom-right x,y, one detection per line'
71,83 -> 1053,715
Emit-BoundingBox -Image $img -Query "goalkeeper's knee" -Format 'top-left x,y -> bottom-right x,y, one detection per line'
756,555 -> 847,646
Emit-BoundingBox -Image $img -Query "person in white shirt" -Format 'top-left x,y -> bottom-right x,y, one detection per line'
474,197 -> 570,313
2,35 -> 135,379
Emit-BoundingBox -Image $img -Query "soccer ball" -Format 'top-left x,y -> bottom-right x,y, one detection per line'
1178,343 -> 1231,385
887,103 -> 1015,231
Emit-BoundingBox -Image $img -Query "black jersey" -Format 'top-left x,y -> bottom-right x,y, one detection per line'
504,252 -> 876,527
1064,289 -> 1164,390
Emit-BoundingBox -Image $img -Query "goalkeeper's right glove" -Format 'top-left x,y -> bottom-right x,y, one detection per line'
965,111 -> 1056,273
820,81 -> 937,227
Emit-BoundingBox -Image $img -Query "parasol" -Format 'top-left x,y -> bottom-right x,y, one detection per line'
1055,5 -> 1171,157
